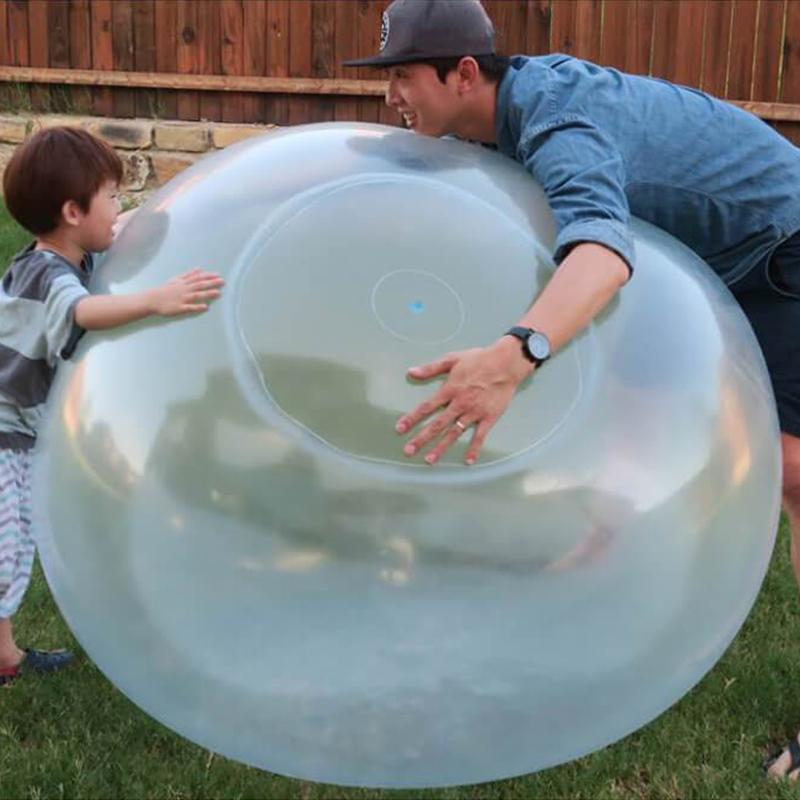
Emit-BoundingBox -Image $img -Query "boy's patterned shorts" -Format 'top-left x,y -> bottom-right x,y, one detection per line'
0,449 -> 34,619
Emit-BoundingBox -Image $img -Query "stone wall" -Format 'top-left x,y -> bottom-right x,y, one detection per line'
0,114 -> 277,206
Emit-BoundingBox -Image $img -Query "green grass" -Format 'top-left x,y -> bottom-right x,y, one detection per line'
2,202 -> 800,798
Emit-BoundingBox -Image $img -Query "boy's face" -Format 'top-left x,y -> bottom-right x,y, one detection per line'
385,63 -> 460,137
78,179 -> 121,253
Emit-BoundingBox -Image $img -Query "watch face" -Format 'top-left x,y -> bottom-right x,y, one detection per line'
527,332 -> 550,361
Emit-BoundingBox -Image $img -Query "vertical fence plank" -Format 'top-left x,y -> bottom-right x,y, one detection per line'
28,0 -> 49,111
726,0 -> 759,99
777,0 -> 800,143
90,0 -> 113,116
176,0 -> 200,120
4,0 -> 30,110
702,0 -> 733,95
601,0 -> 628,69
526,0 -> 552,55
69,1 -> 91,70
670,0 -> 705,87
573,0 -> 602,62
198,0 -> 222,122
602,0 -> 654,74
0,2 -> 8,65
651,0 -> 679,79
66,0 -> 91,112
485,1 -> 528,55
356,0 -> 382,123
311,0 -> 336,122
221,0 -> 245,123
753,0 -> 786,101
631,0 -> 655,75
154,0 -> 178,119
7,0 -> 29,67
47,1 -> 70,68
111,1 -> 135,117
780,0 -> 800,101
243,0 -> 267,124
46,0 -> 70,112
550,0 -> 578,53
0,2 -> 11,108
266,0 -> 290,124
133,0 -> 156,117
289,0 -> 313,124
334,0 -> 360,122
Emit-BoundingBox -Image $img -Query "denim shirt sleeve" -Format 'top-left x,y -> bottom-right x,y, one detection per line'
518,115 -> 635,271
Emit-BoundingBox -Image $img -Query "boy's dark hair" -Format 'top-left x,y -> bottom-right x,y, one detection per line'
3,126 -> 123,235
423,54 -> 511,84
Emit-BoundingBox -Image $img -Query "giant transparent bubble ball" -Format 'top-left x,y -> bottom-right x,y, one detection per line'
34,123 -> 780,788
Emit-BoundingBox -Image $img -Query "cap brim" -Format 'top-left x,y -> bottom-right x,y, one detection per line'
342,54 -> 413,67
344,51 -> 497,68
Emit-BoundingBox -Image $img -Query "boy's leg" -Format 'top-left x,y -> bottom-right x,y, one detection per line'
0,450 -> 33,670
0,617 -> 24,669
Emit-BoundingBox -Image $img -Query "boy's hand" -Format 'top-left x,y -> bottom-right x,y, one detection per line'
148,268 -> 224,316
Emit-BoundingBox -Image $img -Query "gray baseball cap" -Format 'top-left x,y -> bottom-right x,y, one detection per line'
343,0 -> 496,68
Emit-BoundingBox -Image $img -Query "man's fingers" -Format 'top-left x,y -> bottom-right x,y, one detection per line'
395,389 -> 452,435
464,418 -> 495,466
423,416 -> 478,465
402,405 -> 464,456
407,353 -> 458,381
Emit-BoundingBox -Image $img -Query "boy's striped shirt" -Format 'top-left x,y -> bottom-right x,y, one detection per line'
0,244 -> 92,450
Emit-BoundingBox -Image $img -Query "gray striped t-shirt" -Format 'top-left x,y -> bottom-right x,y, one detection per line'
0,244 -> 93,450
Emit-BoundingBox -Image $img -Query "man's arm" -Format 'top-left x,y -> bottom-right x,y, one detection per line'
396,243 -> 629,465
512,242 -> 629,351
397,114 -> 634,464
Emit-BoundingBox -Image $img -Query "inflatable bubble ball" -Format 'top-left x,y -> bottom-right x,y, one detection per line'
34,123 -> 781,788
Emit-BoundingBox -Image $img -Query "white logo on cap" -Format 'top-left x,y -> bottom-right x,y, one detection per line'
380,11 -> 390,51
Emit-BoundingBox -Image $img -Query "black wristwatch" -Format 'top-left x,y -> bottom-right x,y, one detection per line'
504,326 -> 551,366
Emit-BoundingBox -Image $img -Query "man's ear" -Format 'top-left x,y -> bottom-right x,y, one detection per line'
455,56 -> 480,93
61,199 -> 83,228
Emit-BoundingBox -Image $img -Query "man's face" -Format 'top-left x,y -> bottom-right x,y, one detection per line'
385,63 -> 458,137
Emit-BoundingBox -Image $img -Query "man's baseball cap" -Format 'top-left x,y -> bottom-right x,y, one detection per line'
343,0 -> 496,68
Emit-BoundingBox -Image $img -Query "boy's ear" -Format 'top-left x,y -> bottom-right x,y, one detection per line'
60,199 -> 83,228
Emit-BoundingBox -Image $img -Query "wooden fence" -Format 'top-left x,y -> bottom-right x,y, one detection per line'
1,0 -> 800,141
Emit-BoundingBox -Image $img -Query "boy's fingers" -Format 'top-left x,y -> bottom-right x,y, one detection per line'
188,290 -> 221,301
187,276 -> 224,288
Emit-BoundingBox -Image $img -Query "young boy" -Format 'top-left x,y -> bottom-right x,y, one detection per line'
0,126 -> 224,685
346,0 -> 800,779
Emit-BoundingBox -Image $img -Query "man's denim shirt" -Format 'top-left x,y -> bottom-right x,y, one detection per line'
495,55 -> 800,286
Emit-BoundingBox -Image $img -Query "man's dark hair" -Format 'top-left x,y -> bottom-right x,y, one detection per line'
423,54 -> 511,84
3,126 -> 123,235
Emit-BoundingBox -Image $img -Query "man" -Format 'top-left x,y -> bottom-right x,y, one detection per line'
346,1 -> 800,778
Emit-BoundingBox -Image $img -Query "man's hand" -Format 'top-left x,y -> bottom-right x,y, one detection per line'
393,243 -> 630,466
395,337 -> 533,465
148,268 -> 224,316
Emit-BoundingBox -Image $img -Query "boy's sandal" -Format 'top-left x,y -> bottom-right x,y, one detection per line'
0,648 -> 75,687
764,736 -> 800,779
